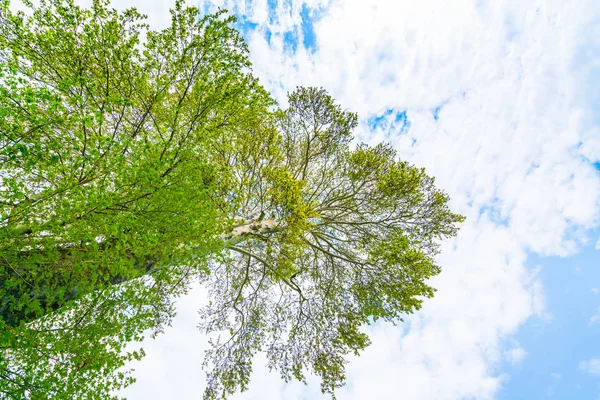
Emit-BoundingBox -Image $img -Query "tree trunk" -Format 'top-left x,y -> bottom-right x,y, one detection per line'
0,218 -> 284,328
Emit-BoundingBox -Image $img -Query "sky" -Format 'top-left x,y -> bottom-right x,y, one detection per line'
28,0 -> 600,398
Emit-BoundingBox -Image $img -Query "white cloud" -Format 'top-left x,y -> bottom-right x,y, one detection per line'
68,0 -> 599,398
595,238 -> 600,250
590,308 -> 600,326
580,359 -> 600,376
244,0 -> 600,250
504,345 -> 527,366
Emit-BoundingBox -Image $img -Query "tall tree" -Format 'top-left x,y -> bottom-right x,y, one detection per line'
200,87 -> 464,398
0,1 -> 464,399
0,0 -> 271,397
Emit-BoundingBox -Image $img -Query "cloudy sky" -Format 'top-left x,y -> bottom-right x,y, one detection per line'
57,0 -> 600,398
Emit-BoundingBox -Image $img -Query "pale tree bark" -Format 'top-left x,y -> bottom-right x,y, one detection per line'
0,214 -> 286,328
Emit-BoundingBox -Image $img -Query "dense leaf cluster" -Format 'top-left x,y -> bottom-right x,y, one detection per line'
0,0 -> 269,397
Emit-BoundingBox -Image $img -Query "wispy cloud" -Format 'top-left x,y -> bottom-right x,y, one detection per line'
505,345 -> 527,365
590,308 -> 600,326
580,358 -> 600,376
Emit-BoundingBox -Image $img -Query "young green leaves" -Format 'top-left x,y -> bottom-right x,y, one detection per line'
200,87 -> 464,399
0,0 -> 270,397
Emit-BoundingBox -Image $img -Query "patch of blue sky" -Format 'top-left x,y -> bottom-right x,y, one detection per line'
199,2 -> 212,16
208,0 -> 318,53
367,114 -> 386,129
367,109 -> 411,135
283,30 -> 298,53
497,235 -> 600,399
264,29 -> 272,44
234,15 -> 259,35
395,111 -> 410,133
477,198 -> 509,226
299,4 -> 317,52
431,97 -> 456,121
196,1 -> 259,37
280,4 -> 318,53
267,0 -> 278,24
576,141 -> 600,170
432,105 -> 442,120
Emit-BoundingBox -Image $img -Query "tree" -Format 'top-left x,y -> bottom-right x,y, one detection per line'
0,1 -> 464,399
0,0 -> 271,397
199,86 -> 464,398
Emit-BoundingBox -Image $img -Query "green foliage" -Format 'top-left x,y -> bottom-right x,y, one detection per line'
0,1 -> 464,399
200,87 -> 464,399
0,0 -> 271,397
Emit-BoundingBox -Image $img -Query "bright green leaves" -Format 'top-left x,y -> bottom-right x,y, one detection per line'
347,143 -> 395,182
263,166 -> 315,280
200,87 -> 465,399
265,166 -> 317,235
0,0 -> 271,398
362,230 -> 440,320
1,276 -> 178,399
278,87 -> 357,182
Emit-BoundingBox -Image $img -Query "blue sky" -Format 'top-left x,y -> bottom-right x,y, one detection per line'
229,0 -> 319,54
499,240 -> 600,399
108,0 -> 600,399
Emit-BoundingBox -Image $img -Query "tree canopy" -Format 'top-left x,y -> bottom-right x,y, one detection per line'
0,1 -> 464,399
